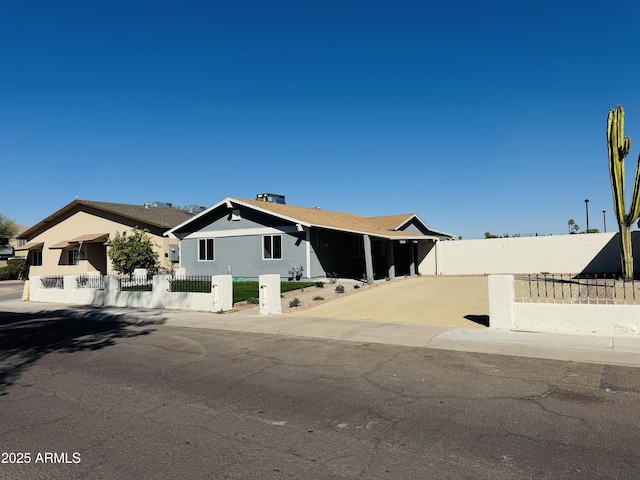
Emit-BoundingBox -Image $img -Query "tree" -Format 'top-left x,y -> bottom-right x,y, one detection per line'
567,219 -> 575,234
0,214 -> 17,247
484,232 -> 499,239
107,227 -> 159,275
607,105 -> 640,280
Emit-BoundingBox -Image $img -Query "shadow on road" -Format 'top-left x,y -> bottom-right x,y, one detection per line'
0,306 -> 166,395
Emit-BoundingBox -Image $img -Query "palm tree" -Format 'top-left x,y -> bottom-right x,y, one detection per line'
567,219 -> 575,234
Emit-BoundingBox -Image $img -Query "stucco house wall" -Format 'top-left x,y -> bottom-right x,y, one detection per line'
17,200 -> 191,276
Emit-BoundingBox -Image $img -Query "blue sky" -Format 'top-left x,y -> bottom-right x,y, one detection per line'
2,1 -> 640,239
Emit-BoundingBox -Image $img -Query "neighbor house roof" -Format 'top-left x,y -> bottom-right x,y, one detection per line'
166,197 -> 454,240
18,200 -> 194,240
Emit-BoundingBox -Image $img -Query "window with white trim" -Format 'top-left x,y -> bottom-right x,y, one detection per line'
263,234 -> 282,260
198,238 -> 215,261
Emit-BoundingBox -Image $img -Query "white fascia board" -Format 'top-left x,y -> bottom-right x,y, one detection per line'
164,197 -> 233,238
311,224 -> 439,241
184,226 -> 299,239
393,214 -> 419,231
397,214 -> 455,239
228,198 -> 312,228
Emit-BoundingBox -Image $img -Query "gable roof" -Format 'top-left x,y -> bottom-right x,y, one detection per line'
18,200 -> 194,240
166,197 -> 454,240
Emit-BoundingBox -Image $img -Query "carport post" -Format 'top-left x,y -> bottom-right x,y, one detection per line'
387,240 -> 396,280
363,234 -> 374,283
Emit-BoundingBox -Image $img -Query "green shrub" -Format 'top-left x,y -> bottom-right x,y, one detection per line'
335,285 -> 345,294
246,297 -> 259,305
0,267 -> 10,281
289,297 -> 301,307
312,296 -> 324,301
0,259 -> 29,280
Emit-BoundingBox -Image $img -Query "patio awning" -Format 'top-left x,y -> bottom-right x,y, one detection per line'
49,233 -> 109,249
15,241 -> 44,251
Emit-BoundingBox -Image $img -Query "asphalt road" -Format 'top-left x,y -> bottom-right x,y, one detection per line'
1,308 -> 639,479
0,281 -> 24,302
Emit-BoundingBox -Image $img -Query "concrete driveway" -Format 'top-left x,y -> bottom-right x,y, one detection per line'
293,276 -> 489,328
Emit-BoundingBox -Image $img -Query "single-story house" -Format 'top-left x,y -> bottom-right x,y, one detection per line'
165,195 -> 454,281
16,200 -> 194,276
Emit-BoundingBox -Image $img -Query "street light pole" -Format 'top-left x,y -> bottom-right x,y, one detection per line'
602,210 -> 606,233
584,199 -> 590,233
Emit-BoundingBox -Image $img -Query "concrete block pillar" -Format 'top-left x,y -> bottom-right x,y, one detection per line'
63,275 -> 75,303
211,275 -> 233,312
259,274 -> 282,315
104,275 -> 119,307
488,275 -> 515,330
152,275 -> 171,308
363,235 -> 374,283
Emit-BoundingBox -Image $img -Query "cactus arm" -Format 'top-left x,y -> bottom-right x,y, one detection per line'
627,152 -> 640,225
608,106 -> 627,223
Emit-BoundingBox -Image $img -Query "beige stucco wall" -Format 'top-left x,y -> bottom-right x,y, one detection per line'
25,211 -> 178,276
420,232 -> 638,275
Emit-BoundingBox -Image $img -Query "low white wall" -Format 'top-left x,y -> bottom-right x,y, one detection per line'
29,274 -> 233,313
421,232 -> 639,275
489,275 -> 640,336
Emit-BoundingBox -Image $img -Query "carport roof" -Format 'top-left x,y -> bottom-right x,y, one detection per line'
166,197 -> 454,241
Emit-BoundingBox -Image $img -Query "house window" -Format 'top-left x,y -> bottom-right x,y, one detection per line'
30,250 -> 42,266
198,238 -> 215,261
231,209 -> 241,221
67,249 -> 79,265
263,235 -> 282,260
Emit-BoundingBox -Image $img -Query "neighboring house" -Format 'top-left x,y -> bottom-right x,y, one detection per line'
0,224 -> 29,267
16,200 -> 194,276
165,195 -> 454,281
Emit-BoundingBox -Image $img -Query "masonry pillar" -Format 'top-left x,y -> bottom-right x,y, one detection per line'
488,275 -> 515,330
259,274 -> 282,315
211,275 -> 233,312
363,235 -> 374,283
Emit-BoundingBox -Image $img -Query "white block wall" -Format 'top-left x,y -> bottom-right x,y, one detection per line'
420,232 -> 638,275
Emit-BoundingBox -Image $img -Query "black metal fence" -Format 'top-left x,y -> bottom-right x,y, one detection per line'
76,274 -> 105,290
110,273 -> 154,292
517,274 -> 639,305
168,275 -> 212,293
40,276 -> 64,289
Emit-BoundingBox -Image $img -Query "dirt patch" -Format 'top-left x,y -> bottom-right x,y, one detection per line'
288,275 -> 489,328
281,281 -> 376,313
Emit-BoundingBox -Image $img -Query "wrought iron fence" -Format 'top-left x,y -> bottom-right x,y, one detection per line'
517,274 -> 639,305
111,273 -> 153,292
76,274 -> 105,290
168,275 -> 212,293
40,276 -> 64,289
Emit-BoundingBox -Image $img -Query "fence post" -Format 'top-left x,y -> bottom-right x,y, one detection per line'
488,275 -> 515,329
104,275 -> 119,307
259,274 -> 282,315
211,275 -> 233,312
29,276 -> 40,302
152,275 -> 171,308
63,275 -> 75,303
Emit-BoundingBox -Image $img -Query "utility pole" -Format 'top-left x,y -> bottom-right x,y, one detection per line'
584,199 -> 590,233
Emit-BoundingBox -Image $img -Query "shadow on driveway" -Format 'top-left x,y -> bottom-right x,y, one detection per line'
0,306 -> 166,395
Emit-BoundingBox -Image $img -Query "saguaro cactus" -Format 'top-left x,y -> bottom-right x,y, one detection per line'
607,105 -> 640,280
